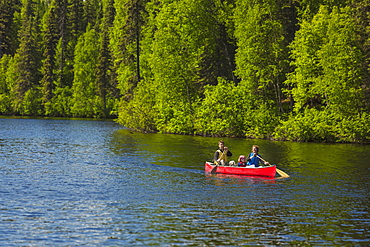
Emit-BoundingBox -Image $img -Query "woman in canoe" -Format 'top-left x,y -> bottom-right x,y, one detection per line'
214,140 -> 233,166
247,145 -> 270,167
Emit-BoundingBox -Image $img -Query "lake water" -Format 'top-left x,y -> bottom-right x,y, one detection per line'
0,118 -> 369,246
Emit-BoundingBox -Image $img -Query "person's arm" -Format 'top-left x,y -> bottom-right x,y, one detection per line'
247,153 -> 256,161
262,157 -> 270,165
227,150 -> 232,157
214,151 -> 219,162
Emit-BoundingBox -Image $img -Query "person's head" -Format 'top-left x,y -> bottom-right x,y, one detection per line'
238,155 -> 246,163
251,145 -> 259,153
218,140 -> 225,149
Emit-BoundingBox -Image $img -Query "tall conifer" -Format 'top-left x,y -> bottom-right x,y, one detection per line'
95,0 -> 118,117
41,2 -> 59,110
12,0 -> 42,114
0,0 -> 22,57
111,0 -> 145,100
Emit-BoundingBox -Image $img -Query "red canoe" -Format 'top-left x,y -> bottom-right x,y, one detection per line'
204,161 -> 276,177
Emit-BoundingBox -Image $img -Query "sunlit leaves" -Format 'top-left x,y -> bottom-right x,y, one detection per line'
287,6 -> 366,114
71,26 -> 99,117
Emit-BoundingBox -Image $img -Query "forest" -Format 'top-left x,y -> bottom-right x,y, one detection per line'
0,0 -> 369,143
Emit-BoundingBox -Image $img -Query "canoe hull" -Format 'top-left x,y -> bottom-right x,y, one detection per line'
205,161 -> 276,177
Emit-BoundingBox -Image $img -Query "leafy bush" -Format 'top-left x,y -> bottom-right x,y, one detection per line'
274,108 -> 370,143
194,79 -> 245,137
116,79 -> 157,133
194,78 -> 280,138
244,102 -> 280,139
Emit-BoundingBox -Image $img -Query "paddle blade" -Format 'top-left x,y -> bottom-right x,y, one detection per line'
210,165 -> 218,174
276,168 -> 289,178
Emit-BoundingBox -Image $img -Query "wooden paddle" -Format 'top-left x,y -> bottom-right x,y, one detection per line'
210,163 -> 218,174
257,156 -> 290,178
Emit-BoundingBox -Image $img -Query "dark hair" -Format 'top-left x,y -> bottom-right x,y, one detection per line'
218,140 -> 224,144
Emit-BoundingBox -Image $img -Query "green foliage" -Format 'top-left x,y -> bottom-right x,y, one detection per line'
296,0 -> 352,19
12,0 -> 42,107
243,102 -> 280,140
71,26 -> 99,117
44,86 -> 72,117
110,0 -> 143,97
335,112 -> 370,143
116,79 -> 157,132
0,55 -> 12,114
0,55 -> 11,94
95,30 -> 117,118
0,94 -> 12,114
40,2 -> 58,105
274,109 -> 335,142
234,0 -> 291,112
194,78 -> 280,138
279,5 -> 369,143
0,0 -> 369,143
274,108 -> 370,143
19,87 -> 43,116
287,6 -> 366,114
148,0 -> 218,133
0,0 -> 22,56
194,79 -> 244,137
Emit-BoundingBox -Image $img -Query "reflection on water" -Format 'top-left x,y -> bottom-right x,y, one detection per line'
0,118 -> 369,245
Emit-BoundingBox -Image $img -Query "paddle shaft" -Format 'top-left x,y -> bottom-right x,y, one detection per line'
257,156 -> 290,178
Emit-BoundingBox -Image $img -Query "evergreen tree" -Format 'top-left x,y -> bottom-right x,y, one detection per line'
69,0 -> 85,37
110,0 -> 145,100
83,0 -> 101,30
66,0 -> 87,83
95,0 -> 118,118
197,0 -> 237,86
52,0 -> 68,88
297,0 -> 352,19
350,0 -> 370,111
40,1 -> 59,111
0,0 -> 22,57
12,0 -> 43,115
115,0 -> 158,131
48,0 -> 77,116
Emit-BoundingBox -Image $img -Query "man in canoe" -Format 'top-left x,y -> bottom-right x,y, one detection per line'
247,145 -> 270,167
214,140 -> 233,166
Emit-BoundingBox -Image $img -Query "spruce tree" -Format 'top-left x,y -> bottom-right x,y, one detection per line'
12,0 -> 42,114
95,0 -> 118,118
0,0 -> 21,57
110,0 -> 146,100
40,2 -> 59,111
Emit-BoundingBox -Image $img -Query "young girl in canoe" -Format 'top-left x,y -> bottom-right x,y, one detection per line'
237,155 -> 247,167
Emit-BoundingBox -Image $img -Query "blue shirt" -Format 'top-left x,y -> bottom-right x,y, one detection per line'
247,153 -> 262,167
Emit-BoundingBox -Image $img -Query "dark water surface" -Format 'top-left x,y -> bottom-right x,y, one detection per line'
0,118 -> 369,246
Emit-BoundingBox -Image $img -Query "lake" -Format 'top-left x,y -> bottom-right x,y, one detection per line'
0,118 -> 369,246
